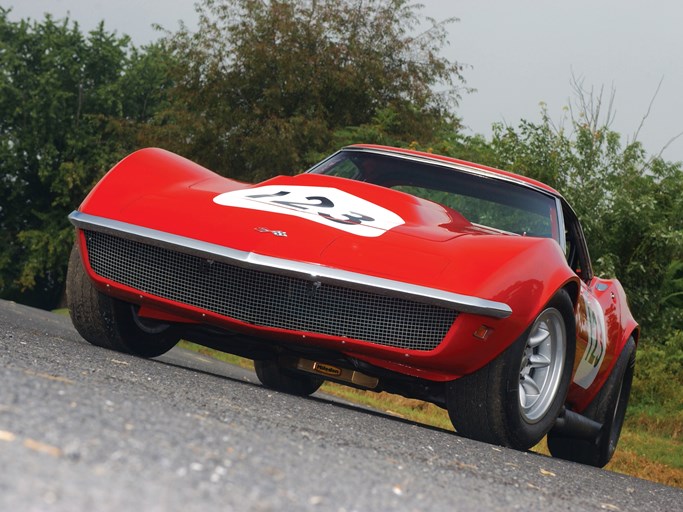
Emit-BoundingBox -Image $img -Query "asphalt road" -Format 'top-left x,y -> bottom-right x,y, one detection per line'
1,299 -> 681,512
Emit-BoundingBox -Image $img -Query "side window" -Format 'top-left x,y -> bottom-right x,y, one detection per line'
565,227 -> 580,275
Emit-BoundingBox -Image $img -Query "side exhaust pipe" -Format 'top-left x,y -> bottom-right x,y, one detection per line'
551,407 -> 603,441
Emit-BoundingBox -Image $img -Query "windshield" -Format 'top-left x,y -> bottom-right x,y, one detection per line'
308,149 -> 563,245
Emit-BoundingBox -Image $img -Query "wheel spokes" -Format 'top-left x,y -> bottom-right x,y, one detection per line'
519,374 -> 541,408
518,307 -> 567,423
529,353 -> 551,369
528,326 -> 550,347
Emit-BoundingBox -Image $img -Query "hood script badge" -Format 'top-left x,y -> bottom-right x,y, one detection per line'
255,227 -> 288,237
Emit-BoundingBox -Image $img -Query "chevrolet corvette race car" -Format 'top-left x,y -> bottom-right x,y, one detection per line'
67,145 -> 638,467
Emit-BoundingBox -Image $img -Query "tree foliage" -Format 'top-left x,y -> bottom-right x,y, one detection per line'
2,3 -> 682,346
151,0 -> 466,181
0,10 -> 173,308
476,88 -> 683,334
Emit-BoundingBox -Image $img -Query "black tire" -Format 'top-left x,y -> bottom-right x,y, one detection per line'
447,289 -> 576,450
66,243 -> 180,358
548,337 -> 636,468
254,359 -> 323,396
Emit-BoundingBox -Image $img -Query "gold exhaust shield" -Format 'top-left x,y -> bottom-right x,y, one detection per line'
292,358 -> 379,389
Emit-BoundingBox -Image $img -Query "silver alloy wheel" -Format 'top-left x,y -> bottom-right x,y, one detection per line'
519,308 -> 567,423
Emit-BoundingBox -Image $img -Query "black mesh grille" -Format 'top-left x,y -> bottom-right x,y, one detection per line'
84,230 -> 457,351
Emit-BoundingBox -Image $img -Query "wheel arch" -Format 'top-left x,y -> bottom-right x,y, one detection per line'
562,279 -> 580,308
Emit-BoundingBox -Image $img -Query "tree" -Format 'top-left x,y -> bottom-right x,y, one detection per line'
0,10 -> 173,309
480,83 -> 683,334
152,0 -> 467,181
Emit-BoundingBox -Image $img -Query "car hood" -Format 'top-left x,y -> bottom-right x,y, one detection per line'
206,173 -> 477,242
79,149 -> 532,292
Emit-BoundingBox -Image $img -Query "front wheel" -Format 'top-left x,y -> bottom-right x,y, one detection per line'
66,243 -> 180,358
447,289 -> 576,450
254,359 -> 323,396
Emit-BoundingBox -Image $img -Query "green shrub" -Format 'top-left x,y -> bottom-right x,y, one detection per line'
630,331 -> 683,425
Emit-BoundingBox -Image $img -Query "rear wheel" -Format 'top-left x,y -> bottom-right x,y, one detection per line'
447,289 -> 576,450
66,243 -> 180,357
254,359 -> 323,396
548,337 -> 636,467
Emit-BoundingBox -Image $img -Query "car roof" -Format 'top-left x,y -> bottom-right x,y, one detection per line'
346,144 -> 562,198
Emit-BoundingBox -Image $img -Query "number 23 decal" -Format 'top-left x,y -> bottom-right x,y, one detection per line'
246,190 -> 375,226
213,185 -> 405,237
573,291 -> 607,389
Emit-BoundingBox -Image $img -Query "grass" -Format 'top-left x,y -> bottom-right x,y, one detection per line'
177,341 -> 683,488
609,427 -> 682,487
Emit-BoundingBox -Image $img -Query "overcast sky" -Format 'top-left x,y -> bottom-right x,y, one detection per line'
5,0 -> 683,163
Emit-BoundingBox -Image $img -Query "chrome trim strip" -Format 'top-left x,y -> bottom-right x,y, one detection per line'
555,197 -> 567,254
69,211 -> 512,319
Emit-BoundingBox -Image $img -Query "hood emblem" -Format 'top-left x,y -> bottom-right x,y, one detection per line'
255,227 -> 287,237
306,280 -> 322,298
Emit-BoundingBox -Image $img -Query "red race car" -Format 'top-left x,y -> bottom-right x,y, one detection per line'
67,145 -> 638,467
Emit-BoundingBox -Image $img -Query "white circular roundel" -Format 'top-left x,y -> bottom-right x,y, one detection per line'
213,185 -> 405,237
